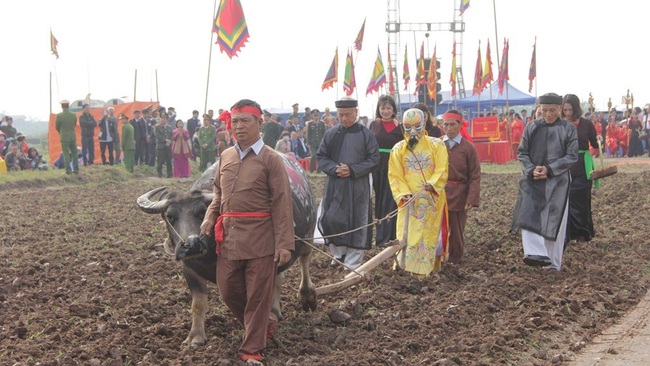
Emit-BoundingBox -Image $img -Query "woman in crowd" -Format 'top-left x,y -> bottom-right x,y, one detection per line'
589,113 -> 602,157
533,105 -> 542,121
216,130 -> 230,158
605,118 -> 619,157
369,95 -> 403,247
411,102 -> 441,138
171,120 -> 192,178
627,107 -> 644,157
562,94 -> 600,244
27,147 -> 47,170
275,131 -> 293,156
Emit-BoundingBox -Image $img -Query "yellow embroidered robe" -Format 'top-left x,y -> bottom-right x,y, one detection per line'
388,136 -> 448,276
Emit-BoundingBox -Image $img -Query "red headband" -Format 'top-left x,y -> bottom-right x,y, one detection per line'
443,112 -> 463,121
231,106 -> 261,119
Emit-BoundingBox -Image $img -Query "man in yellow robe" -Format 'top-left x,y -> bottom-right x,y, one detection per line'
388,108 -> 449,276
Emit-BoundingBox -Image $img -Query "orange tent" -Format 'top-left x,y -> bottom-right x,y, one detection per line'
48,101 -> 159,165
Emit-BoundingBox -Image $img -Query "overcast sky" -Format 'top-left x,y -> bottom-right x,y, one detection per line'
0,0 -> 646,121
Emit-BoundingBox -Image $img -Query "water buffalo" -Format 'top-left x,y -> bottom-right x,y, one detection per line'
137,154 -> 318,347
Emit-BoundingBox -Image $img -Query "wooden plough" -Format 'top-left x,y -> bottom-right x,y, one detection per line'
315,208 -> 409,296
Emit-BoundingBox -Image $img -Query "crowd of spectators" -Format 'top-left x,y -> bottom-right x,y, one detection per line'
0,116 -> 48,173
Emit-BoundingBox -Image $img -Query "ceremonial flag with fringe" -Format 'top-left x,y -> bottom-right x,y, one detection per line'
343,49 -> 356,96
481,39 -> 494,90
366,47 -> 386,96
528,38 -> 536,93
354,18 -> 366,52
498,38 -> 509,95
416,42 -> 425,87
450,41 -> 457,97
213,0 -> 249,59
460,0 -> 470,15
403,45 -> 411,91
322,48 -> 338,91
50,30 -> 59,59
427,45 -> 439,99
388,43 -> 395,95
414,42 -> 425,96
472,42 -> 483,95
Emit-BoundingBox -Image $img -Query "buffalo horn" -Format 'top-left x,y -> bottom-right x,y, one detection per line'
201,192 -> 215,205
137,187 -> 170,214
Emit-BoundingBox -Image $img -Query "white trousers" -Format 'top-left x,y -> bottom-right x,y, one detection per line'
522,199 -> 569,271
329,244 -> 365,270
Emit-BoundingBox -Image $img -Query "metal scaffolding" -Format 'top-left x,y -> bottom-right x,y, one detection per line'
385,0 -> 467,109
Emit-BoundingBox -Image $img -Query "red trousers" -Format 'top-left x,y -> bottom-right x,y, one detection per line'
448,210 -> 468,264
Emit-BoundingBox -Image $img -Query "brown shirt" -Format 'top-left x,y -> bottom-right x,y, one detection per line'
445,138 -> 481,211
206,143 -> 294,260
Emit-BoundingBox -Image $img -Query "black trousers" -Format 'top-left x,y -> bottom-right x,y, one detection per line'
371,168 -> 397,247
156,147 -> 172,178
135,140 -> 146,165
81,135 -> 94,165
147,141 -> 157,166
100,141 -> 114,165
568,174 -> 595,242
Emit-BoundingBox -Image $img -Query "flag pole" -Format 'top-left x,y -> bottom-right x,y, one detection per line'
477,41 -> 481,115
155,69 -> 159,102
52,62 -> 60,102
133,69 -> 137,102
534,36 -> 538,100
49,72 -> 52,115
492,0 -> 500,68
204,0 -> 219,114
350,51 -> 359,101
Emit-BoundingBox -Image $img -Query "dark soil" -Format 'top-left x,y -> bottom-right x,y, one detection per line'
1,167 -> 649,366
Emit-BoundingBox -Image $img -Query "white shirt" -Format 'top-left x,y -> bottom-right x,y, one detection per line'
234,137 -> 264,160
443,134 -> 463,149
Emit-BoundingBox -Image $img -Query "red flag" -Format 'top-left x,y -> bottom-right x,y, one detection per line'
213,0 -> 250,59
472,42 -> 483,95
528,38 -> 536,93
354,18 -> 366,52
498,38 -> 509,95
481,39 -> 494,90
450,41 -> 457,97
427,45 -> 439,99
321,48 -> 338,91
50,30 -> 59,59
403,45 -> 411,91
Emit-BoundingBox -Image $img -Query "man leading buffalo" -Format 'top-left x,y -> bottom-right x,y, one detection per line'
200,99 -> 294,365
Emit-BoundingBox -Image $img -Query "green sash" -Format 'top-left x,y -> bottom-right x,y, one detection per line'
580,149 -> 599,189
379,148 -> 392,154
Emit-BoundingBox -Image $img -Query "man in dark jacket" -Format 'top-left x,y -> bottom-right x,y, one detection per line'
130,109 -> 147,165
306,109 -> 326,172
99,107 -> 117,165
79,104 -> 97,165
0,116 -> 17,138
145,108 -> 157,166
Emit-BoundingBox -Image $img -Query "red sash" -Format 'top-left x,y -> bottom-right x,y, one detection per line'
214,211 -> 271,254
